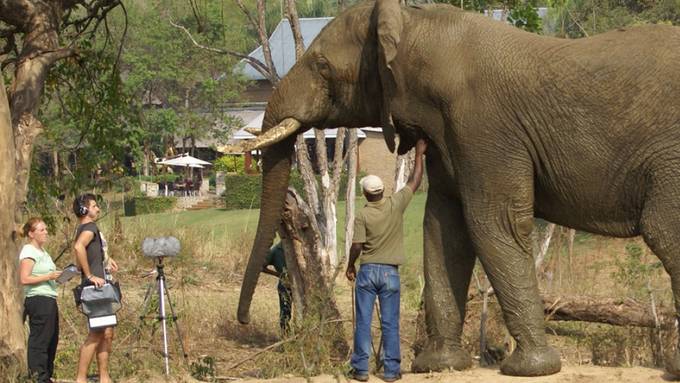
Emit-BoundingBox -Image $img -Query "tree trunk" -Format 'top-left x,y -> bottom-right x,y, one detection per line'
143,144 -> 150,176
0,69 -> 26,373
324,128 -> 347,270
342,129 -> 357,274
8,1 -> 71,224
295,135 -> 320,212
394,149 -> 414,193
543,295 -> 675,328
278,189 -> 348,355
566,228 -> 575,280
535,223 -> 556,271
51,150 -> 60,182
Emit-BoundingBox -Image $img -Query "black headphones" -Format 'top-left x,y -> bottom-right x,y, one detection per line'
74,195 -> 89,217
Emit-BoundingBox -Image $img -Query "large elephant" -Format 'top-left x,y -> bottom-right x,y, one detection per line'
236,0 -> 680,377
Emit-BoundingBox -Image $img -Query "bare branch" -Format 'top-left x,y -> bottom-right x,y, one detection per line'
231,0 -> 279,82
284,0 -> 305,59
189,0 -> 204,33
168,18 -> 278,84
330,127 -> 346,195
63,0 -> 121,31
233,0 -> 259,32
254,0 -> 279,82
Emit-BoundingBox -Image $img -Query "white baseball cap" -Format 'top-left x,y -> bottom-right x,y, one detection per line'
360,175 -> 384,195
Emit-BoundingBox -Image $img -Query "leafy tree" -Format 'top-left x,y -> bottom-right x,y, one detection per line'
509,0 -> 544,32
545,0 -> 680,37
120,1 -> 246,162
30,41 -> 143,218
429,0 -> 544,33
0,0 -> 125,369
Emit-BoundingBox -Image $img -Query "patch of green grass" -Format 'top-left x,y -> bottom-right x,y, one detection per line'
118,206 -> 261,240
119,192 -> 428,265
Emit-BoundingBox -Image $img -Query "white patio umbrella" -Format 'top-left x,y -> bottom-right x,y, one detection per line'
156,154 -> 210,196
157,153 -> 211,167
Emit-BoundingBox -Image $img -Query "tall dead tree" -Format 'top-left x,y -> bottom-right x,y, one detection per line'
278,189 -> 348,354
0,0 -> 123,368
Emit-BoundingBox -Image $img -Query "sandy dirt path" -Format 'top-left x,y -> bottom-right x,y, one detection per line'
236,365 -> 677,383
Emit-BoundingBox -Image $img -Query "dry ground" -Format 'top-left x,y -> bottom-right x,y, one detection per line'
52,271 -> 676,383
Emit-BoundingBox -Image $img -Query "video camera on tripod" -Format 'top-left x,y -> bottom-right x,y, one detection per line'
139,236 -> 187,375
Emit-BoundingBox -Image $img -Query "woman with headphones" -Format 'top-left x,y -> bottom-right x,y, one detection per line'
72,194 -> 118,383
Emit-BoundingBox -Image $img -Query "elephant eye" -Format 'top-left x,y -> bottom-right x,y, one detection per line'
315,59 -> 331,78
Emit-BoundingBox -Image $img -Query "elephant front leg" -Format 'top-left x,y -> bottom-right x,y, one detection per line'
461,169 -> 561,376
412,190 -> 475,372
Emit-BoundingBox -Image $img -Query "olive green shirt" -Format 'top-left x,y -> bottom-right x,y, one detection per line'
352,187 -> 414,266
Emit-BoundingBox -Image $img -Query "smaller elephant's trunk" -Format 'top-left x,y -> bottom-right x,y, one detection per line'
236,114 -> 296,324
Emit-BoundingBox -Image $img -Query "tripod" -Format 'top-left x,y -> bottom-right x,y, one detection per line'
139,256 -> 188,375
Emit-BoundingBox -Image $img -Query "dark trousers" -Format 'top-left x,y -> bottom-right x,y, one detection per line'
277,280 -> 292,333
24,296 -> 59,383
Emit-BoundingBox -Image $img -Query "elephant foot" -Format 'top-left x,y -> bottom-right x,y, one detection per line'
665,349 -> 680,378
412,340 -> 472,372
500,345 -> 561,377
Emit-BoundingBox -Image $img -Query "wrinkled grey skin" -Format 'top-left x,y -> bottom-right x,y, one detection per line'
236,0 -> 680,377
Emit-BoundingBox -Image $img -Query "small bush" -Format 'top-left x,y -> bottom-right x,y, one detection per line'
223,174 -> 262,209
223,171 -> 360,210
138,174 -> 180,183
124,196 -> 177,216
214,155 -> 245,174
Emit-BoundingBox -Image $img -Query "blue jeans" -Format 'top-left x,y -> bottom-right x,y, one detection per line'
350,263 -> 401,378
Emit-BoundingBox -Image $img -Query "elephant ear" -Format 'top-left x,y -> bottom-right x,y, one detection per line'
374,0 -> 403,153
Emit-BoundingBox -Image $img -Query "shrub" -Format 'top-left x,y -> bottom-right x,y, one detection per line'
138,174 -> 181,183
223,171 -> 360,210
124,196 -> 177,216
214,155 -> 245,174
223,175 -> 262,209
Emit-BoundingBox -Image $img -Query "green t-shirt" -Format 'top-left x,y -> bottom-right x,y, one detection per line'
352,186 -> 414,266
19,244 -> 57,298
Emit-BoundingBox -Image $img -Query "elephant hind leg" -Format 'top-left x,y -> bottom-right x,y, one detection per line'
458,154 -> 560,376
464,194 -> 560,376
639,183 -> 680,377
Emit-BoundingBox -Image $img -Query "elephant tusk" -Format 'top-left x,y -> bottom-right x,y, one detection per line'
244,127 -> 263,136
241,118 -> 301,151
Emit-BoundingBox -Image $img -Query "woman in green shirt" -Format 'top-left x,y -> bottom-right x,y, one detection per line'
18,217 -> 62,383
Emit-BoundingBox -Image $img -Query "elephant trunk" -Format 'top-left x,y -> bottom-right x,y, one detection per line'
237,110 -> 296,324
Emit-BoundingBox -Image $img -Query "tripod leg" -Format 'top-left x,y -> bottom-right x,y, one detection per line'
159,275 -> 171,375
163,282 -> 189,360
138,280 -> 157,321
130,280 -> 158,344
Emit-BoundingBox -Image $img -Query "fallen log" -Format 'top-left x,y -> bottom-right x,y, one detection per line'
542,294 -> 675,329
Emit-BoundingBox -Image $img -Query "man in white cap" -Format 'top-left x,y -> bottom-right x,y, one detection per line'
346,138 -> 427,382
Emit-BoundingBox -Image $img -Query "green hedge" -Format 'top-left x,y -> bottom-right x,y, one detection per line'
138,174 -> 180,183
223,172 -> 359,210
124,196 -> 177,216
